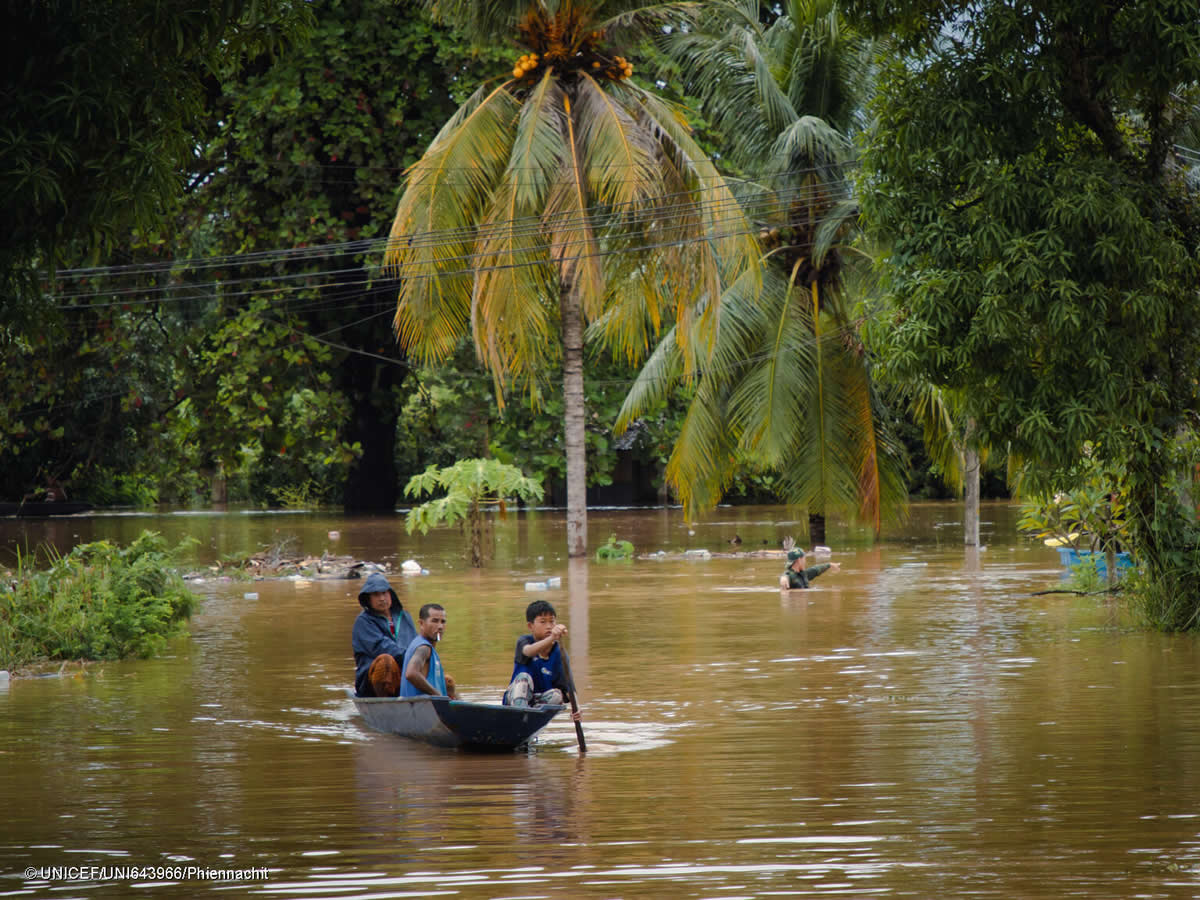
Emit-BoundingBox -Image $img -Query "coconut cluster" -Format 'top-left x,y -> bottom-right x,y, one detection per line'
513,52 -> 541,79
758,226 -> 784,247
508,25 -> 636,85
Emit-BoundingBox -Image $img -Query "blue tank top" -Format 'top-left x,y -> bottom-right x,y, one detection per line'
400,635 -> 447,697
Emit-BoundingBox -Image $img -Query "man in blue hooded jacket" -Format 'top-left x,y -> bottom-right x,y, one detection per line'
351,572 -> 416,696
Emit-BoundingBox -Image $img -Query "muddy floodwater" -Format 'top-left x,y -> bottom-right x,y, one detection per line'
5,502 -> 1200,899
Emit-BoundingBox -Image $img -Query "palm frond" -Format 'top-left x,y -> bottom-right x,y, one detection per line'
726,269 -> 814,458
664,375 -> 740,516
424,0 -> 530,47
627,86 -> 762,327
574,73 -> 658,210
471,72 -> 562,385
612,323 -> 685,433
767,114 -> 848,174
387,82 -> 521,364
909,383 -> 967,493
738,27 -> 800,139
543,92 -> 606,320
597,1 -> 706,40
813,196 -> 859,268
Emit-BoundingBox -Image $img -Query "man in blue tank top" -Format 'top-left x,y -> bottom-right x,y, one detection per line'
401,603 -> 457,698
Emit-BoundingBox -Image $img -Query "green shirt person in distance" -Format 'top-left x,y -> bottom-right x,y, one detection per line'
780,547 -> 841,589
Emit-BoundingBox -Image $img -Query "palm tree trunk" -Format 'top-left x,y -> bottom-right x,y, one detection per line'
811,280 -> 828,543
561,281 -> 587,557
963,420 -> 980,546
808,512 -> 826,547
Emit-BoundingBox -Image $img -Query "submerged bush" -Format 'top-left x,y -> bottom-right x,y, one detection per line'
0,531 -> 198,671
595,534 -> 634,561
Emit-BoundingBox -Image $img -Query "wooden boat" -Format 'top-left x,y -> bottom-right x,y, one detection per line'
0,501 -> 93,518
347,690 -> 563,750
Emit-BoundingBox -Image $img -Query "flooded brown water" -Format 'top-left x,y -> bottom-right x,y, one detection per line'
4,502 -> 1200,898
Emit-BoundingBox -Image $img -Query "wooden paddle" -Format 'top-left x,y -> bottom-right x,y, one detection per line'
560,647 -> 587,753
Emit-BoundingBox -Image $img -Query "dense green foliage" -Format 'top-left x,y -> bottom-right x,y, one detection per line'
0,0 -> 306,293
852,0 -> 1200,625
1017,457 -> 1129,555
0,531 -> 197,670
396,341 -> 690,501
155,0 -> 510,509
0,0 -> 1028,528
0,0 -> 308,503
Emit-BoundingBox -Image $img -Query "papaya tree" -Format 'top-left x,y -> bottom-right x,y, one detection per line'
405,458 -> 544,567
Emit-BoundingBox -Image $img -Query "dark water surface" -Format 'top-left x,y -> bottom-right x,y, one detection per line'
4,503 -> 1200,898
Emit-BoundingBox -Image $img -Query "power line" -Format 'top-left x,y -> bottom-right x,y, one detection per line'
48,201 -> 853,317
50,164 -> 857,283
8,315 -> 870,418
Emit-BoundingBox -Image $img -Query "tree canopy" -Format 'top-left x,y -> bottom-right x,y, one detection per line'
618,0 -> 908,534
385,0 -> 759,555
851,0 -> 1200,621
0,0 -> 307,294
0,0 -> 308,501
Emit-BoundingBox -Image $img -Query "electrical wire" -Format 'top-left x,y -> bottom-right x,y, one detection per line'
49,163 -> 858,282
50,207 -> 840,309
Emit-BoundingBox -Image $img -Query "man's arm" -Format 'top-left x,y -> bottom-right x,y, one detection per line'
805,562 -> 841,583
353,616 -> 405,659
404,644 -> 439,695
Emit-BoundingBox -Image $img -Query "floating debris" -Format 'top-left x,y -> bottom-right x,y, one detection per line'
199,552 -> 389,581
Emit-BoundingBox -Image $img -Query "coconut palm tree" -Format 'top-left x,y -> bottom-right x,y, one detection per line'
385,0 -> 759,557
618,0 -> 907,539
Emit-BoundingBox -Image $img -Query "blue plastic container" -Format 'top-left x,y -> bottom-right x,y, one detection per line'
1056,547 -> 1133,576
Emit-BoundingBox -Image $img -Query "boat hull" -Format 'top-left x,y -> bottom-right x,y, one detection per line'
347,690 -> 562,750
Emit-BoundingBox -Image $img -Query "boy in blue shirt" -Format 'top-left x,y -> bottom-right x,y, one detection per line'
503,600 -> 580,722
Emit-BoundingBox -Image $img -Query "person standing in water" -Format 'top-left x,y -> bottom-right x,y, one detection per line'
401,603 -> 457,698
780,547 -> 841,589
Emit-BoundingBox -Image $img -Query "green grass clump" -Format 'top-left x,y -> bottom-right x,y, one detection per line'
0,531 -> 198,672
595,534 -> 634,561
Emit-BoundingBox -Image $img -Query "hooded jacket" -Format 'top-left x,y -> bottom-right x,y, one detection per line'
351,571 -> 416,696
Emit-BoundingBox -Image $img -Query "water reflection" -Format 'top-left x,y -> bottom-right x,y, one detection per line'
4,504 -> 1200,898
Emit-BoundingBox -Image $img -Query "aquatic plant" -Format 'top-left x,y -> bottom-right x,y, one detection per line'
0,530 -> 197,672
595,534 -> 634,561
270,480 -> 319,510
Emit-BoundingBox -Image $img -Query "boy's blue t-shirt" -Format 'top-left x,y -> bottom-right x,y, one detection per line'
508,634 -> 566,695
